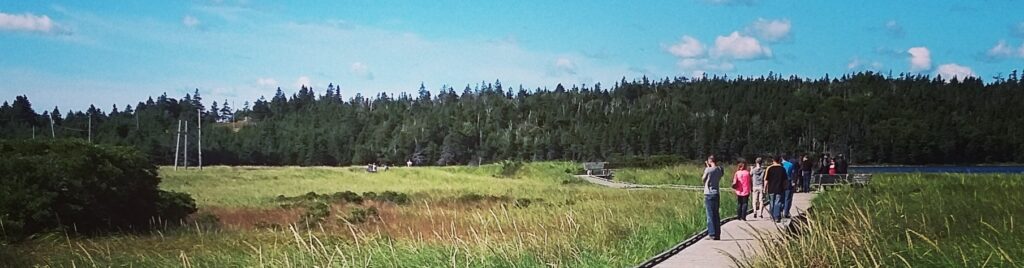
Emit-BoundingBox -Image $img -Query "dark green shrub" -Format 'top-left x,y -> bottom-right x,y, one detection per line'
498,160 -> 524,178
373,191 -> 409,205
0,139 -> 196,241
301,202 -> 331,224
328,191 -> 363,204
342,207 -> 378,224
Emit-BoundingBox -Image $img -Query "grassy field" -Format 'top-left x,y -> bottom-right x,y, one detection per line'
1,162 -> 738,267
746,173 -> 1024,267
616,164 -> 740,186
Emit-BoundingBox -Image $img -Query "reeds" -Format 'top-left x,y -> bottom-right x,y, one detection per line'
743,173 -> 1023,267
1,162 -> 729,267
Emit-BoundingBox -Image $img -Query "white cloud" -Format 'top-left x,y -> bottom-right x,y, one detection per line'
350,62 -> 374,80
847,57 -> 883,71
554,57 -> 577,75
747,18 -> 791,42
678,58 -> 734,76
668,35 -> 706,58
884,20 -> 905,38
935,64 -> 975,81
712,31 -> 772,60
0,12 -> 55,33
295,76 -> 312,89
986,40 -> 1024,60
907,46 -> 931,72
183,15 -> 200,28
256,77 -> 278,87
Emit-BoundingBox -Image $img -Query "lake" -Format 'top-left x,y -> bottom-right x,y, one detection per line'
849,166 -> 1024,174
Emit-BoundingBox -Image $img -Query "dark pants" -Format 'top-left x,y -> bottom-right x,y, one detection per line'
783,186 -> 794,217
705,194 -> 721,238
737,195 -> 749,220
770,193 -> 784,222
801,171 -> 812,192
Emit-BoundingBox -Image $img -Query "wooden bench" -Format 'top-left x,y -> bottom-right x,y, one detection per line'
582,162 -> 614,180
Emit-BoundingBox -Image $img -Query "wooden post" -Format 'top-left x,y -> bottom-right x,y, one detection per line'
174,120 -> 181,171
198,109 -> 202,170
184,120 -> 189,169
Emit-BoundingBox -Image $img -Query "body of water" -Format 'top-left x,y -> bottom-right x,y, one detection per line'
849,166 -> 1024,174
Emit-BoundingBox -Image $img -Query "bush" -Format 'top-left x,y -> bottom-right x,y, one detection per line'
364,191 -> 409,205
498,160 -> 524,178
342,207 -> 378,224
0,139 -> 196,241
301,202 -> 331,224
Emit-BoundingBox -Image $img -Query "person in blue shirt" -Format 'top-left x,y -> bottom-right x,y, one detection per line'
781,154 -> 797,218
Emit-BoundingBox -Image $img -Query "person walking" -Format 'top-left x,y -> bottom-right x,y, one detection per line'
764,156 -> 787,222
750,157 -> 766,218
732,160 -> 752,221
836,153 -> 848,174
781,155 -> 797,218
829,159 -> 837,175
800,154 -> 813,193
702,155 -> 724,240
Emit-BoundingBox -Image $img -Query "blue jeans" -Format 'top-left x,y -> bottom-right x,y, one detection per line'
783,186 -> 794,217
801,171 -> 812,192
705,194 -> 721,238
737,195 -> 749,220
770,193 -> 785,222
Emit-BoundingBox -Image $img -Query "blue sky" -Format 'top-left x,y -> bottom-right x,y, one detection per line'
2,0 -> 1023,111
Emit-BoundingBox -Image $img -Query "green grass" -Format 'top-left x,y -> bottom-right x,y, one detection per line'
616,163 -> 740,187
1,162 -> 738,267
746,173 -> 1024,267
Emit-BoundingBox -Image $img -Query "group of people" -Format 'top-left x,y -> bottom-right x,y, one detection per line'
700,153 -> 847,240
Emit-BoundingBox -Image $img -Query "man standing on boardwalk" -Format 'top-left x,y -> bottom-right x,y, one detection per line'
781,154 -> 797,218
702,155 -> 724,240
764,156 -> 787,222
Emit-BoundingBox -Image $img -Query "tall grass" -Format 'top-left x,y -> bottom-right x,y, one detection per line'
1,162 -> 736,267
616,164 -> 739,187
744,173 -> 1024,267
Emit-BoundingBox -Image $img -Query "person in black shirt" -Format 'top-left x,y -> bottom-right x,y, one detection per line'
763,155 -> 788,222
800,154 -> 814,192
836,154 -> 849,174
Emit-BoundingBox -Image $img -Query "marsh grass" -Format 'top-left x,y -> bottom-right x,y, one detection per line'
1,162 -> 736,267
616,164 -> 739,187
743,173 -> 1024,267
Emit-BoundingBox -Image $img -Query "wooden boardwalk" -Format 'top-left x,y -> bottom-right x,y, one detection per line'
653,192 -> 815,267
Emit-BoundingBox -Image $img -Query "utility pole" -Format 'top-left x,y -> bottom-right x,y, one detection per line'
174,120 -> 182,171
198,109 -> 203,170
88,114 -> 92,143
184,120 -> 189,169
49,115 -> 55,139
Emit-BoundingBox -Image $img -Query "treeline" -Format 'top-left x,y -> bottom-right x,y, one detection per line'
2,71 -> 1023,165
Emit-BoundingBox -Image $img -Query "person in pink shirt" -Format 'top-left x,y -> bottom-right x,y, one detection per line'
732,160 -> 752,221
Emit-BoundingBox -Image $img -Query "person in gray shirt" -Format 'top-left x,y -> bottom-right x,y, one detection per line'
750,157 -> 766,218
702,155 -> 724,240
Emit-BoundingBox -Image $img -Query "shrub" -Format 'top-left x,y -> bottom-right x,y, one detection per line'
0,139 -> 197,241
301,202 -> 331,224
366,191 -> 409,205
498,160 -> 524,178
342,207 -> 379,224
